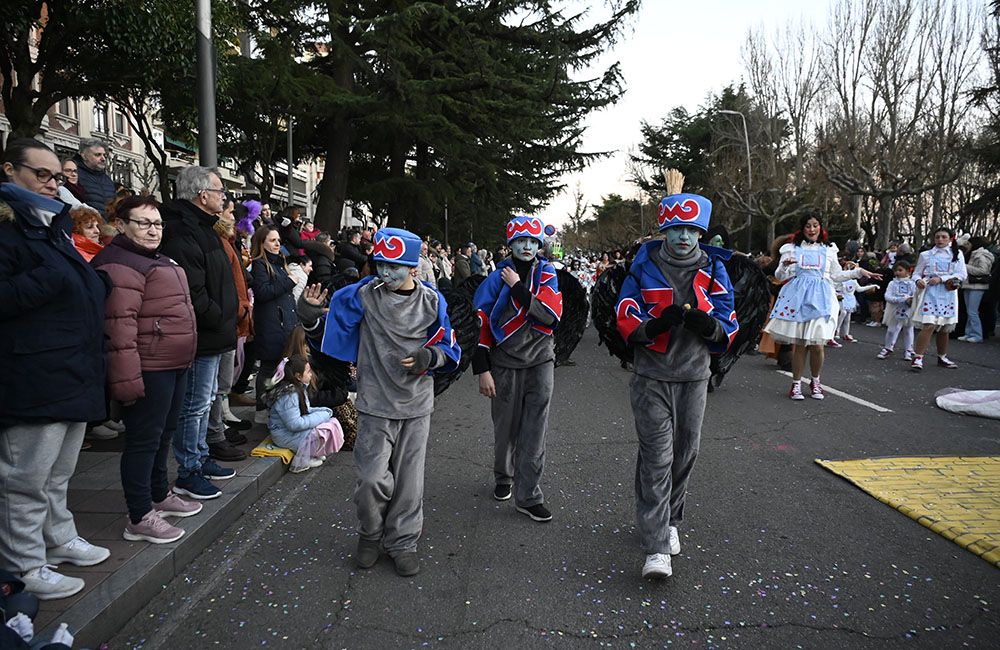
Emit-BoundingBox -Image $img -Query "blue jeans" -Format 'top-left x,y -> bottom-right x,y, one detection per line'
172,354 -> 221,479
964,289 -> 985,341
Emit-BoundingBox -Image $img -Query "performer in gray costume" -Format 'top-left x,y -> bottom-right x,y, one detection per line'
320,227 -> 461,577
615,171 -> 739,578
473,216 -> 563,522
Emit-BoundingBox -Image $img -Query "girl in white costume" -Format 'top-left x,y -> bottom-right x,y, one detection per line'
764,215 -> 882,400
909,227 -> 967,371
877,261 -> 917,360
830,260 -> 877,346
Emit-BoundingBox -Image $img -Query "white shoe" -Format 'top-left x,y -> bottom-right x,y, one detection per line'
47,536 -> 110,567
668,526 -> 681,555
87,424 -> 118,440
20,565 -> 85,600
642,553 -> 672,578
254,410 -> 269,425
957,335 -> 969,341
102,419 -> 126,433
222,399 -> 244,425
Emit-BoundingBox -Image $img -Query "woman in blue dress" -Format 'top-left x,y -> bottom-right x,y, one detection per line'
909,227 -> 967,371
763,215 -> 882,400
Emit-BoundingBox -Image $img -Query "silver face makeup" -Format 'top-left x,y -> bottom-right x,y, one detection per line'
665,226 -> 701,258
511,237 -> 540,262
375,262 -> 410,290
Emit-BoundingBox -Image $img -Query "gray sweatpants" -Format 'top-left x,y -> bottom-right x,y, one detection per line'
491,362 -> 554,507
354,413 -> 430,556
0,421 -> 85,572
629,375 -> 708,555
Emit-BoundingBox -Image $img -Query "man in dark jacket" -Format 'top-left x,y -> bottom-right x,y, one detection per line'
72,138 -> 116,217
303,233 -> 338,293
159,166 -> 239,500
336,229 -> 368,271
453,244 -> 472,284
0,139 -> 111,600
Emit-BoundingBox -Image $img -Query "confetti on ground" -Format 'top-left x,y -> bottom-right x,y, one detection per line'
816,456 -> 1000,569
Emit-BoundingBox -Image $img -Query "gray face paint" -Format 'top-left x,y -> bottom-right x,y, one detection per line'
665,226 -> 701,258
511,237 -> 540,262
375,262 -> 411,290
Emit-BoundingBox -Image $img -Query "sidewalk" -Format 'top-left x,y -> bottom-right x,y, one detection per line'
34,410 -> 284,648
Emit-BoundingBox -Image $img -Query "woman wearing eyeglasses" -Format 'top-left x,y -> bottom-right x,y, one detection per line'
91,195 -> 202,544
0,138 -> 112,600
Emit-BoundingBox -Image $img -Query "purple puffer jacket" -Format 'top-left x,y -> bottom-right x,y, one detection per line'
91,235 -> 197,402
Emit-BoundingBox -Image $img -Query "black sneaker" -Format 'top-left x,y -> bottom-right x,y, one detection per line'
516,503 -> 552,522
493,484 -> 512,501
174,473 -> 222,500
393,552 -> 420,577
209,441 -> 246,462
356,538 -> 380,569
202,459 -> 237,480
225,419 -> 252,432
224,428 -> 249,445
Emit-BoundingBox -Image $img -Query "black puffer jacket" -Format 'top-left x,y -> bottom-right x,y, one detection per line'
72,154 -> 116,217
302,239 -> 337,293
159,199 -> 238,355
0,187 -> 109,426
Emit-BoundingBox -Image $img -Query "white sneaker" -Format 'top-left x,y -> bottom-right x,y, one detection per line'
957,335 -> 969,341
254,410 -> 269,425
102,419 -> 126,433
642,553 -> 672,578
21,565 -> 85,600
47,536 -> 111,567
87,424 -> 118,440
668,526 -> 681,555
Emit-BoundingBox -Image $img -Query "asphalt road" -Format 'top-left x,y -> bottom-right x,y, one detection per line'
111,325 -> 1000,649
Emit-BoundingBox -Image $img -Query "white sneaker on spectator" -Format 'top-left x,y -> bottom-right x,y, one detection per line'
102,419 -> 126,433
20,565 -> 84,600
46,536 -> 110,567
642,553 -> 672,578
87,424 -> 118,440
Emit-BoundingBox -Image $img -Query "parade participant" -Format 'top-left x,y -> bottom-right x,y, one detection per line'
264,355 -> 343,473
877,262 -> 917,360
830,261 -> 877,346
473,216 -> 563,522
615,170 -> 739,579
763,214 -> 881,400
909,227 -> 967,371
321,227 -> 461,577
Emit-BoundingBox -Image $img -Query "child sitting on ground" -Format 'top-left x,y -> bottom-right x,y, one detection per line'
265,355 -> 344,473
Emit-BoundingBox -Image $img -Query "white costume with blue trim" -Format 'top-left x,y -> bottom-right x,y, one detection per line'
911,247 -> 967,331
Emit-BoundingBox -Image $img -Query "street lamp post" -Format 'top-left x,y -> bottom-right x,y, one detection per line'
195,0 -> 217,167
718,109 -> 752,252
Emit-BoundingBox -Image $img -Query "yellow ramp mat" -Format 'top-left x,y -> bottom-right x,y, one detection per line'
816,456 -> 1000,569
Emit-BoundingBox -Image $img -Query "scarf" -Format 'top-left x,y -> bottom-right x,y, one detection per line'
0,182 -> 65,228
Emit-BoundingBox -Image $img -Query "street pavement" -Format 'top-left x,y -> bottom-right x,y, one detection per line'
110,325 -> 1000,649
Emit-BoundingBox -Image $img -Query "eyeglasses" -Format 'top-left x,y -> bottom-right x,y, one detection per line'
127,219 -> 164,231
14,163 -> 67,185
200,188 -> 226,195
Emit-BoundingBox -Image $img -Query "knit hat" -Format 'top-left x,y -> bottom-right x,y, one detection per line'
656,169 -> 712,233
372,227 -> 421,267
505,215 -> 550,245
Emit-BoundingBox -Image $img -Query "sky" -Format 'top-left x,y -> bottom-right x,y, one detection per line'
537,0 -> 831,229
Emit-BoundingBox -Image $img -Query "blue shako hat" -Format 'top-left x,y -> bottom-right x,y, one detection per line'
657,193 -> 712,233
505,215 -> 547,245
372,227 -> 421,267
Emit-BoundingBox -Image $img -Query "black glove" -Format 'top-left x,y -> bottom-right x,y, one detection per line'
683,307 -> 719,338
509,281 -> 533,306
296,292 -> 325,328
645,304 -> 685,338
405,347 -> 434,374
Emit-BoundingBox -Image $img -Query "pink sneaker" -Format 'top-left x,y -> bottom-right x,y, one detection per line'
876,347 -> 892,360
826,339 -> 843,348
842,335 -> 857,343
123,511 -> 184,544
789,382 -> 805,400
153,492 -> 203,518
810,379 -> 825,400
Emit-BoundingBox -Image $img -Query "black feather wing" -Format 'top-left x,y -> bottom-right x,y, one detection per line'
433,276 -> 485,396
713,254 -> 770,377
590,263 -> 633,364
554,268 -> 588,365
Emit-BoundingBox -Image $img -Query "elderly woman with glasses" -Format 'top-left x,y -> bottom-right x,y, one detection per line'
91,195 -> 202,544
0,138 -> 112,600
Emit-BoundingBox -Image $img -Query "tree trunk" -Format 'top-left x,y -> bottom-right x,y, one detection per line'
876,194 -> 893,250
315,117 -> 350,235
